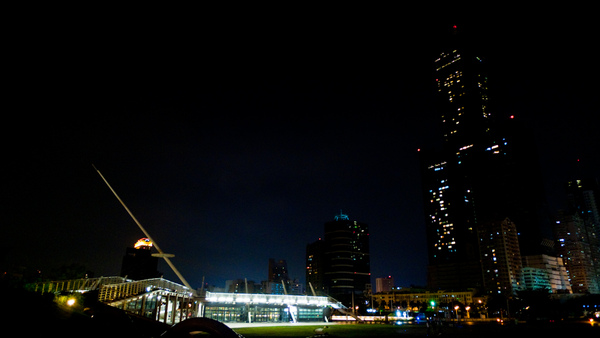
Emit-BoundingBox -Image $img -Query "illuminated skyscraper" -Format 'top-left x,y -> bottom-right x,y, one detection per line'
420,26 -> 550,292
554,179 -> 600,294
323,212 -> 370,298
306,212 -> 370,303
478,218 -> 523,295
554,212 -> 599,294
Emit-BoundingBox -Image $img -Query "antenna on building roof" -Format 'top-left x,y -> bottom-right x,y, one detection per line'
335,210 -> 349,221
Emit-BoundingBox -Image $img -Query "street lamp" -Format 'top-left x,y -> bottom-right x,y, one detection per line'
465,306 -> 470,319
454,306 -> 460,321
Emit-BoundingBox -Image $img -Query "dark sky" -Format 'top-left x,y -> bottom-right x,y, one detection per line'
4,14 -> 598,290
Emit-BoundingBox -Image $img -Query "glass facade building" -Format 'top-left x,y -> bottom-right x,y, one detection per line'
201,292 -> 334,323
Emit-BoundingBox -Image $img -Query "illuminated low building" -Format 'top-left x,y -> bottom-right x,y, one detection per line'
372,289 -> 475,311
200,291 -> 339,323
522,254 -> 572,293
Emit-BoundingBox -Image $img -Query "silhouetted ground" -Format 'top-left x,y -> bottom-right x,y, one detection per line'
1,284 -> 168,338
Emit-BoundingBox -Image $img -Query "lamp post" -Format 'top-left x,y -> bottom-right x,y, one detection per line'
465,306 -> 470,319
454,305 -> 460,321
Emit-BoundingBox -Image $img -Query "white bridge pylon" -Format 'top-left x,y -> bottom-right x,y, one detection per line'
93,164 -> 194,292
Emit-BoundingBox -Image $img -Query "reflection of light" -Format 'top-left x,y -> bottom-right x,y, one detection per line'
67,298 -> 76,306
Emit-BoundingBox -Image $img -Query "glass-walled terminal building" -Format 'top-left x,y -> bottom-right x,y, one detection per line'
200,292 -> 338,323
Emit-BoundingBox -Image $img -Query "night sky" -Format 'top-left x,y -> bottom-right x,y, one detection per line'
4,15 -> 598,290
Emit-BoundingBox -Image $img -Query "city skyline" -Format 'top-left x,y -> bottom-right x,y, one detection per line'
4,19 -> 598,291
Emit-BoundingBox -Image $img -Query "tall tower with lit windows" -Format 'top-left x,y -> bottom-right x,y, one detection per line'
306,212 -> 370,304
420,26 -> 550,292
323,212 -> 370,298
554,179 -> 600,294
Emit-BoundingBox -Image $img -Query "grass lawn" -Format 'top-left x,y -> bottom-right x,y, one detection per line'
232,323 -> 425,337
231,321 -> 600,337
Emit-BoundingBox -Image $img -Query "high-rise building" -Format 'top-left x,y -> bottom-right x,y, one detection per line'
306,212 -> 370,303
323,212 -> 370,298
268,258 -> 290,283
375,276 -> 395,293
120,238 -> 161,280
555,211 -> 600,294
565,178 -> 600,288
565,179 -> 600,227
553,179 -> 600,294
478,218 -> 523,295
420,26 -> 550,292
267,258 -> 293,295
306,238 -> 326,295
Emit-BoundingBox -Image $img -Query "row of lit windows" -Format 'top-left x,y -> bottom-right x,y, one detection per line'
435,54 -> 461,71
427,161 -> 447,170
437,71 -> 463,91
434,50 -> 460,62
